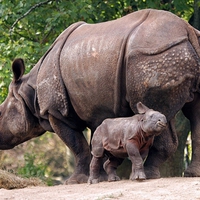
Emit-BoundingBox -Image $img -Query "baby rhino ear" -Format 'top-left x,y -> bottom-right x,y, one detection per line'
136,102 -> 150,114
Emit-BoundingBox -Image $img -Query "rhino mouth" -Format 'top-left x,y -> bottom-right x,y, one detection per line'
157,121 -> 167,128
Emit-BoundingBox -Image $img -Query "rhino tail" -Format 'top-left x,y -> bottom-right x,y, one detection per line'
187,23 -> 200,58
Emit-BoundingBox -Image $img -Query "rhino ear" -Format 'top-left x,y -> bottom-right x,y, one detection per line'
12,58 -> 25,82
136,102 -> 150,114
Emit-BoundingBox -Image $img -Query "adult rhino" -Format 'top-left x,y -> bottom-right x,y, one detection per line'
0,9 -> 200,184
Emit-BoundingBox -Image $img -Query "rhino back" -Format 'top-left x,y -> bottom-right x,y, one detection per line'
92,116 -> 139,156
57,9 -> 200,128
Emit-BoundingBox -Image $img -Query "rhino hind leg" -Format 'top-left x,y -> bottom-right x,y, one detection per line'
182,94 -> 200,177
49,115 -> 91,184
103,157 -> 123,182
184,165 -> 200,177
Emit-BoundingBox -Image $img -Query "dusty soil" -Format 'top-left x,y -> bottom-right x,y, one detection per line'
1,177 -> 200,200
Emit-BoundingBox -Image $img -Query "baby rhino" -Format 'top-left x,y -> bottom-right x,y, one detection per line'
88,102 -> 167,184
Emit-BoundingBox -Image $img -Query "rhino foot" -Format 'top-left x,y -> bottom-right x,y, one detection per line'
65,174 -> 89,184
88,177 -> 100,184
130,171 -> 146,181
99,171 -> 108,182
184,164 -> 200,177
144,166 -> 160,179
108,174 -> 120,182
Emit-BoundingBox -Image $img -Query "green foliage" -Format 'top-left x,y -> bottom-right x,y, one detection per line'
17,152 -> 53,185
185,132 -> 192,166
17,153 -> 46,177
2,132 -> 69,185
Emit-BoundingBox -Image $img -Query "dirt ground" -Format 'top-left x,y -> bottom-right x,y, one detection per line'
1,177 -> 200,200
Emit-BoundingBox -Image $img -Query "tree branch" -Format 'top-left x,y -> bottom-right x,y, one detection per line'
9,0 -> 54,36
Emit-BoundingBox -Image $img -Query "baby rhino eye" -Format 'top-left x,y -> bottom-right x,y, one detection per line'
149,114 -> 153,119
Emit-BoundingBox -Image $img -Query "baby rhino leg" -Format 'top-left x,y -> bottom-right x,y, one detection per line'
89,130 -> 105,184
88,156 -> 103,184
126,141 -> 146,181
103,157 -> 123,182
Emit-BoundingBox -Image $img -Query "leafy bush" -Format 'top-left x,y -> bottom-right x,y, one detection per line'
17,152 -> 53,186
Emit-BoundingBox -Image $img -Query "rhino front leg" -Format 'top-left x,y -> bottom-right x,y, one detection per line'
88,156 -> 102,184
49,115 -> 91,184
126,141 -> 146,181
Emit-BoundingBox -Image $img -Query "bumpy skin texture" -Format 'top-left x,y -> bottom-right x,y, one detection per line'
88,102 -> 167,184
0,9 -> 200,183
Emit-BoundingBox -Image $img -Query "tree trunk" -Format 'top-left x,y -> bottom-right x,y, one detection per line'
193,0 -> 200,30
189,0 -> 200,29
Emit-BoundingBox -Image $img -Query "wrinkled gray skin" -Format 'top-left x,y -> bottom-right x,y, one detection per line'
88,102 -> 167,184
0,9 -> 200,184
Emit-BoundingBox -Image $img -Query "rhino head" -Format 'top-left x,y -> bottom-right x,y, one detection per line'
137,102 -> 167,136
0,59 -> 44,150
